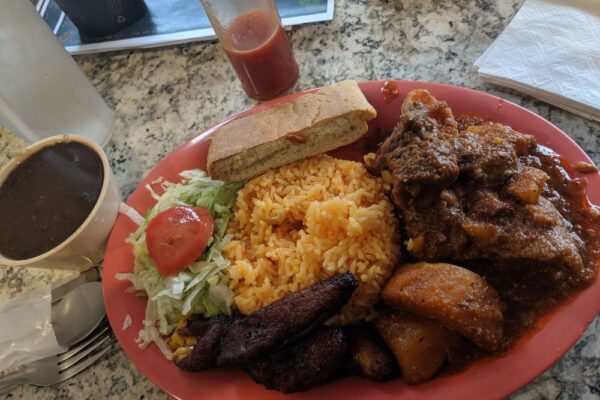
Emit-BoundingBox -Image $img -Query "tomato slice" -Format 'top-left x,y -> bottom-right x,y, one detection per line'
146,206 -> 215,276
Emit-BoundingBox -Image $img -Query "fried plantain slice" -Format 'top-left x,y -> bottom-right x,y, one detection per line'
217,272 -> 358,366
345,326 -> 396,381
244,326 -> 347,393
172,314 -> 239,372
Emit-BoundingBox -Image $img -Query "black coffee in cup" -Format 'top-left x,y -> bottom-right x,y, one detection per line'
54,0 -> 147,37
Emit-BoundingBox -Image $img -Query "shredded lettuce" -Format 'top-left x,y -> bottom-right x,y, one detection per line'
116,169 -> 241,352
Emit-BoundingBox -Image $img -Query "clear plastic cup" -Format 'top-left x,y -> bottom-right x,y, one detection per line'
0,0 -> 115,146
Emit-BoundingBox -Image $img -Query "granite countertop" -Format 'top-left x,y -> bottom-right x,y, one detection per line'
1,0 -> 599,398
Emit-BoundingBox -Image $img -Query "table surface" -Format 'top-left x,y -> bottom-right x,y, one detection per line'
1,0 -> 599,399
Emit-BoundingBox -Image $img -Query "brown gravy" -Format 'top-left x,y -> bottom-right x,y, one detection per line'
0,141 -> 104,260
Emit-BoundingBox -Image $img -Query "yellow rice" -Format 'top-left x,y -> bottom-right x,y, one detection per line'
224,155 -> 400,324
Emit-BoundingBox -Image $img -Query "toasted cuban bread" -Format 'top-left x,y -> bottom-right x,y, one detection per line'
207,80 -> 377,182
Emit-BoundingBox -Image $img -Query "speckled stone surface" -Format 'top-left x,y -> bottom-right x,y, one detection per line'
1,0 -> 599,398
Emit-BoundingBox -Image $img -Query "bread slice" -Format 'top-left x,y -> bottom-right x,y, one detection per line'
207,80 -> 377,182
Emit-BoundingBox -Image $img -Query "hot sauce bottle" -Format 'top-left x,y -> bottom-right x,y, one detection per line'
201,0 -> 299,101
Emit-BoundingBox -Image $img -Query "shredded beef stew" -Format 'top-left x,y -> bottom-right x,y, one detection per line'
373,89 -> 600,354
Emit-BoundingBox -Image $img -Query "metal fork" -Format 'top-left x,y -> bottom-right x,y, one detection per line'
0,323 -> 113,395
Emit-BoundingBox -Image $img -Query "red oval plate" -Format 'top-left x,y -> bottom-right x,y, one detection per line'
103,80 -> 600,400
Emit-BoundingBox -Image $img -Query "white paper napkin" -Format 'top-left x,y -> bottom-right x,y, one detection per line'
475,0 -> 600,122
0,285 -> 66,373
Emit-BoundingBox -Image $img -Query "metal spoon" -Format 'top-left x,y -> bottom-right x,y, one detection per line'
51,282 -> 106,347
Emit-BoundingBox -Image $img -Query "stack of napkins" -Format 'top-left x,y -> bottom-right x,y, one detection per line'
475,0 -> 600,122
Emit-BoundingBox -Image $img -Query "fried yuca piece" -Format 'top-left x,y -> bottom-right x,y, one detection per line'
373,310 -> 451,384
382,262 -> 504,352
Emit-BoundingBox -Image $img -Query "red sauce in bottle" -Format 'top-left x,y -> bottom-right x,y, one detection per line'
223,10 -> 298,100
